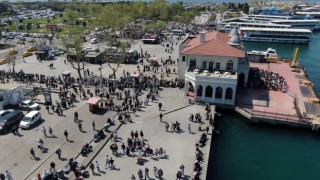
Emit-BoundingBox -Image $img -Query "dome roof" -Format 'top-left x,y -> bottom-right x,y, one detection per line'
227,35 -> 242,46
229,27 -> 240,37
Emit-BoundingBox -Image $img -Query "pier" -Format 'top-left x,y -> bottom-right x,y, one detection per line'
235,61 -> 320,129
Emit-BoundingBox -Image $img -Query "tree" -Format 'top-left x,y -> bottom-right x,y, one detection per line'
61,30 -> 86,80
27,23 -> 32,30
64,8 -> 78,27
6,50 -> 17,74
82,21 -> 86,27
106,41 -> 127,79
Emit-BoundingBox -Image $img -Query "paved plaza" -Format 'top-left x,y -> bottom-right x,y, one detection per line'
0,34 -> 213,180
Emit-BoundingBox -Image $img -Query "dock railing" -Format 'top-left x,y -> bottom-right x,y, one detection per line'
239,106 -> 308,123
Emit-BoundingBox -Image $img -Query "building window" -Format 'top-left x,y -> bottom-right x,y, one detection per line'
225,87 -> 233,100
190,58 -> 196,68
215,86 -> 223,99
216,61 -> 220,70
182,56 -> 185,62
197,85 -> 203,97
209,62 -> 214,72
205,86 -> 213,97
226,60 -> 233,71
202,61 -> 207,69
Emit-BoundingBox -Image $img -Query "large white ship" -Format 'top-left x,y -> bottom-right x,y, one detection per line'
240,27 -> 312,44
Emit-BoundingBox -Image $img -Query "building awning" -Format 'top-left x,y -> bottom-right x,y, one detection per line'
86,53 -> 100,58
87,97 -> 102,105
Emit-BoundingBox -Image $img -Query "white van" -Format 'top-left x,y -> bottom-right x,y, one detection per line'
19,111 -> 41,129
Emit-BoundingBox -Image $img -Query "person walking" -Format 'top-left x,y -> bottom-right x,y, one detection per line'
121,143 -> 126,154
144,167 -> 149,180
140,130 -> 144,140
89,162 -> 95,175
64,130 -> 69,141
105,155 -> 110,169
159,113 -> 163,122
157,169 -> 163,179
92,121 -> 96,131
50,162 -> 56,172
55,149 -> 61,160
153,166 -> 157,177
179,164 -> 185,176
95,161 -> 100,172
78,122 -> 83,132
138,169 -> 143,179
5,170 -> 13,180
74,112 -> 78,122
188,124 -> 191,133
158,102 -> 162,111
109,157 -> 114,168
30,148 -> 35,159
206,126 -> 210,134
42,126 -> 47,138
176,170 -> 182,180
48,126 -> 53,137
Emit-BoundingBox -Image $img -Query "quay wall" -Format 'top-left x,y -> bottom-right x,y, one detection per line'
235,107 -> 312,129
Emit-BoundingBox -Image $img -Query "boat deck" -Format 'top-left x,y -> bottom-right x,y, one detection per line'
236,62 -> 319,124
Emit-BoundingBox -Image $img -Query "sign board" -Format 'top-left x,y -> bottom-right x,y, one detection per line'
46,24 -> 58,31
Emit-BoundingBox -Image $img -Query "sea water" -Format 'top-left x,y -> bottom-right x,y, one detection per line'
208,32 -> 320,180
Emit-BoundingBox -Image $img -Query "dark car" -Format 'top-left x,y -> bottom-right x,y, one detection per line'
0,110 -> 24,133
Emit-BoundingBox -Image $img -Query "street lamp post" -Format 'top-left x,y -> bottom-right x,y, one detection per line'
99,64 -> 103,90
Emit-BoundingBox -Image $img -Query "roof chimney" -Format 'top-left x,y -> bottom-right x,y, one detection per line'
200,31 -> 206,44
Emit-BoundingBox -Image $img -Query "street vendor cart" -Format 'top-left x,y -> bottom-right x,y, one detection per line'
87,97 -> 102,113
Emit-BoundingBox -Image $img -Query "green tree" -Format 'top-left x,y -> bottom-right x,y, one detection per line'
64,8 -> 78,27
61,30 -> 86,80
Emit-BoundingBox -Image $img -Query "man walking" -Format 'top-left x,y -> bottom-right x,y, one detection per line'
64,130 -> 69,141
30,148 -> 35,159
145,167 -> 150,180
92,121 -> 96,131
95,161 -> 100,172
48,126 -> 53,137
5,170 -> 13,180
55,149 -> 61,160
188,124 -> 191,133
158,102 -> 162,111
159,113 -> 163,122
89,162 -> 95,175
105,155 -> 110,169
42,126 -> 47,138
78,122 -> 83,132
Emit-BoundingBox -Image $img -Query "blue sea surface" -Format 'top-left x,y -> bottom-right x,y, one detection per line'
209,32 -> 320,180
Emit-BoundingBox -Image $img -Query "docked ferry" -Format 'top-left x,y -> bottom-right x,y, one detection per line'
219,22 -> 291,32
270,19 -> 320,31
240,27 -> 312,44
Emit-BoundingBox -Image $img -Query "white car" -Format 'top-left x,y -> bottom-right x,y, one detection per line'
82,47 -> 96,53
0,109 -> 14,117
19,111 -> 41,129
21,100 -> 40,110
90,38 -> 98,44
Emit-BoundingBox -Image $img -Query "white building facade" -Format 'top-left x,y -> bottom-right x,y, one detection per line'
178,30 -> 249,106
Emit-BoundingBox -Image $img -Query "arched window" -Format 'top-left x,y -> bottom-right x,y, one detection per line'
215,87 -> 223,99
226,60 -> 233,71
205,86 -> 213,97
197,85 -> 203,97
225,87 -> 233,100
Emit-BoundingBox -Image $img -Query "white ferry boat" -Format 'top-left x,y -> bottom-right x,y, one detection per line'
221,22 -> 291,32
271,19 -> 320,31
240,27 -> 312,44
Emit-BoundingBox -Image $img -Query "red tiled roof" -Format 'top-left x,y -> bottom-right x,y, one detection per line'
181,31 -> 245,57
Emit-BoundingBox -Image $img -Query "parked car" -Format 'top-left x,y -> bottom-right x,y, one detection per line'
27,38 -> 35,43
0,109 -> 14,117
27,46 -> 37,52
21,100 -> 40,110
90,38 -> 98,44
82,47 -> 95,53
19,111 -> 41,129
8,50 -> 18,55
0,58 -> 8,65
23,51 -> 32,57
0,110 -> 24,133
16,40 -> 25,44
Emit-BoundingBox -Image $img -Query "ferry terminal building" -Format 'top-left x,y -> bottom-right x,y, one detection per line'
178,30 -> 250,107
